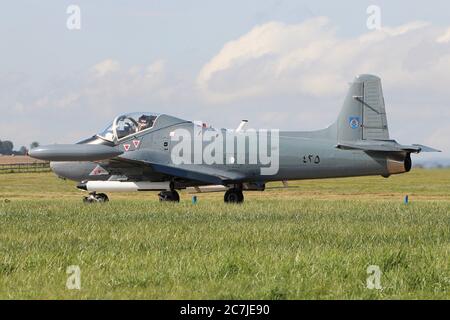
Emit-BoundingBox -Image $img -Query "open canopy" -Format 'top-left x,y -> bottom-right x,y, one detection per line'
97,112 -> 160,142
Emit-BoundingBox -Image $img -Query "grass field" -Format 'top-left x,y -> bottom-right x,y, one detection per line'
0,169 -> 449,299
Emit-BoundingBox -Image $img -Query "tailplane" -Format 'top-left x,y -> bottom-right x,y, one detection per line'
334,74 -> 440,154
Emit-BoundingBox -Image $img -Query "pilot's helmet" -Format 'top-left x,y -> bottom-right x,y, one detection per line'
138,115 -> 149,125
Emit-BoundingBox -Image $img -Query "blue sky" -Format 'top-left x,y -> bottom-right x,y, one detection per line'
1,1 -> 449,162
3,1 -> 450,75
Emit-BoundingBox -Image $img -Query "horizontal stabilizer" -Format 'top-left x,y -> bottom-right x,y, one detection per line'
28,144 -> 123,161
410,144 -> 442,153
336,140 -> 441,154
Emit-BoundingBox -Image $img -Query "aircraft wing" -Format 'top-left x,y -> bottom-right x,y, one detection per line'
149,163 -> 245,185
113,151 -> 246,185
336,140 -> 441,153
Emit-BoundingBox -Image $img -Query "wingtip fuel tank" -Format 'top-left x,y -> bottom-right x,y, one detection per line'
28,144 -> 123,162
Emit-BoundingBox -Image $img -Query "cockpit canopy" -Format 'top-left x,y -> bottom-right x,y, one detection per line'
97,112 -> 159,142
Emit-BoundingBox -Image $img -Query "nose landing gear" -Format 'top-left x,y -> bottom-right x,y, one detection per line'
83,192 -> 109,203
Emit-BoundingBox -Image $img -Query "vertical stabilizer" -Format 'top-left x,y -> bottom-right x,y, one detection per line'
337,74 -> 389,142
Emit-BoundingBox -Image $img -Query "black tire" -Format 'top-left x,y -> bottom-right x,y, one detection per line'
237,191 -> 244,202
83,193 -> 108,203
158,191 -> 168,202
170,190 -> 180,202
159,190 -> 180,202
97,193 -> 109,202
83,196 -> 92,203
224,189 -> 244,204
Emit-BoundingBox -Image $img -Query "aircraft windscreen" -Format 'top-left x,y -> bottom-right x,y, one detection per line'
97,112 -> 159,142
98,122 -> 115,141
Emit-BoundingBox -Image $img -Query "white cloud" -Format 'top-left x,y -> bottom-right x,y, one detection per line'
92,59 -> 121,77
436,27 -> 450,43
0,58 -> 179,145
197,17 -> 450,103
382,21 -> 429,36
146,59 -> 165,76
22,59 -> 171,113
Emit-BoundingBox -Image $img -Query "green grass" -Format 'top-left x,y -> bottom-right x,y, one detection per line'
0,170 -> 449,299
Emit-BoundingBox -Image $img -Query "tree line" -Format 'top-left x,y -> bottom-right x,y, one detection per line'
0,140 -> 39,156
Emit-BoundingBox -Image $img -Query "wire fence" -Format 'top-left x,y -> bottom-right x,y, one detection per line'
0,162 -> 51,174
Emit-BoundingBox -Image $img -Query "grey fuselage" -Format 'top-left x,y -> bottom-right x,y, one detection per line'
50,114 -> 401,185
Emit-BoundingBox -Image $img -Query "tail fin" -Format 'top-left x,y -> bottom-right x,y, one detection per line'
337,74 -> 389,142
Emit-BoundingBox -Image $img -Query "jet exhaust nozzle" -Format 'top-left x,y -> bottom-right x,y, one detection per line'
386,154 -> 412,175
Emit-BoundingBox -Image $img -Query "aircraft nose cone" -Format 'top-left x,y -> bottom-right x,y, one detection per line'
49,161 -> 66,178
49,161 -> 102,181
49,161 -> 81,180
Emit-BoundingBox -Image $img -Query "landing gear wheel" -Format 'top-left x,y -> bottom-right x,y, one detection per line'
96,193 -> 109,202
158,190 -> 180,202
83,193 -> 109,203
224,189 -> 244,204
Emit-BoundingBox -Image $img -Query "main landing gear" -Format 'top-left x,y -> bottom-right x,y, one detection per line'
81,189 -> 244,204
83,192 -> 109,203
224,188 -> 244,204
158,190 -> 180,202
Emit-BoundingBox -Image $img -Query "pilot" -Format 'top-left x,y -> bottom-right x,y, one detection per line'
138,115 -> 151,131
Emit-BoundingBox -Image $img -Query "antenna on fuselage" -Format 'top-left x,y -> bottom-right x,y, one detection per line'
236,120 -> 248,132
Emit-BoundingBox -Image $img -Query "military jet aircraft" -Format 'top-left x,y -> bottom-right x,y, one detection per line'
29,74 -> 439,203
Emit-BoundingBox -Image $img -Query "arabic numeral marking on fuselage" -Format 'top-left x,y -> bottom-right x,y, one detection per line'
302,154 -> 321,164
